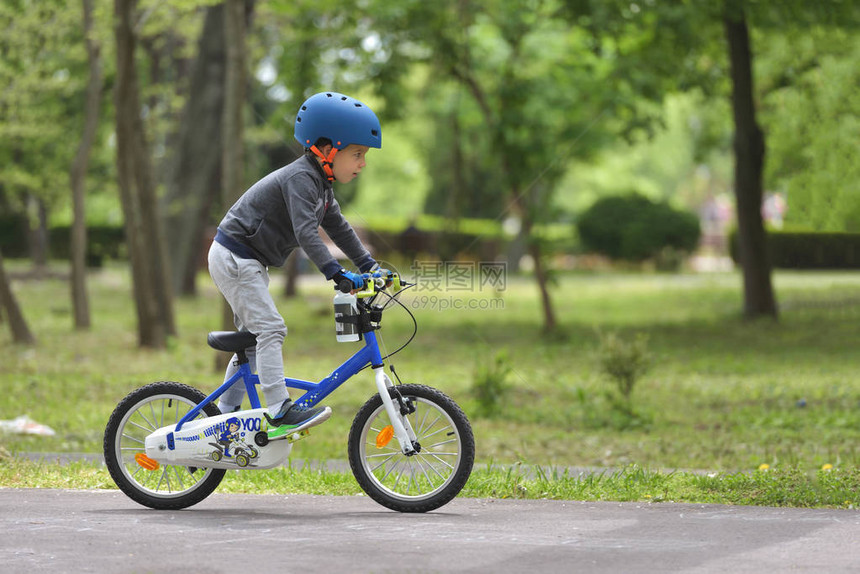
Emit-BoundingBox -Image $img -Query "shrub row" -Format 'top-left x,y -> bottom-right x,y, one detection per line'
0,215 -> 125,266
730,230 -> 860,269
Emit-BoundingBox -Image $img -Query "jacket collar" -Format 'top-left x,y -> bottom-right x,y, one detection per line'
302,153 -> 333,189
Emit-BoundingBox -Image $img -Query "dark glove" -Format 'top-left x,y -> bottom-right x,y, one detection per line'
332,268 -> 366,291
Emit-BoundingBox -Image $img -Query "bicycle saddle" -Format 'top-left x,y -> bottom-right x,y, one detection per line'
207,331 -> 258,353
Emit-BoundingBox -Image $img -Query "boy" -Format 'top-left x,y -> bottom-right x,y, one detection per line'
208,91 -> 382,434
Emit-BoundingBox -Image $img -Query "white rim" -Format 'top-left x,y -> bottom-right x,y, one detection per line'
359,397 -> 462,502
114,393 -> 216,499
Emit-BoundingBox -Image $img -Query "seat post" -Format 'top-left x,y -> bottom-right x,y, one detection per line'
235,350 -> 250,365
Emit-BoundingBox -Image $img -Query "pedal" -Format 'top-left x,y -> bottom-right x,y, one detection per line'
267,429 -> 311,443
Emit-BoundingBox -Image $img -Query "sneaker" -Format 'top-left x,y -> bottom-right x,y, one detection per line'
265,400 -> 331,439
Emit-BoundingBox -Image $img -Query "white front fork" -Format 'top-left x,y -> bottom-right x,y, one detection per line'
373,367 -> 417,454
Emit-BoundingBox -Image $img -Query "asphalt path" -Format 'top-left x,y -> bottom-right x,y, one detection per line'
2,488 -> 859,573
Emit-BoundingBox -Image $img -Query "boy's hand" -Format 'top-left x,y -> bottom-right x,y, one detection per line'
332,269 -> 366,291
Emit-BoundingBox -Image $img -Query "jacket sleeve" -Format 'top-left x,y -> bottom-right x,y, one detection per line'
321,196 -> 375,273
284,174 -> 342,278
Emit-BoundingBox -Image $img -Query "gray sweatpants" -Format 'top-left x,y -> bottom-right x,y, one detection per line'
207,241 -> 289,414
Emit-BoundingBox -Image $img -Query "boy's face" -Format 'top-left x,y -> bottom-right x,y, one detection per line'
331,144 -> 370,183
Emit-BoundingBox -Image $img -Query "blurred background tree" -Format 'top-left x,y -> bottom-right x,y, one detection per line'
0,0 -> 858,342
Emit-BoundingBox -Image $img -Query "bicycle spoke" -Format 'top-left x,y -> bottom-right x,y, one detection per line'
135,410 -> 157,431
414,455 -> 436,488
127,419 -> 153,434
392,461 -> 406,491
172,466 -> 187,490
405,461 -> 415,494
161,468 -> 172,493
372,452 -> 400,474
149,402 -> 159,430
365,450 -> 401,458
417,424 -> 450,442
415,453 -> 447,481
418,414 -> 442,437
415,406 -> 430,435
426,438 -> 458,449
381,458 -> 404,483
121,433 -> 145,445
424,451 -> 456,470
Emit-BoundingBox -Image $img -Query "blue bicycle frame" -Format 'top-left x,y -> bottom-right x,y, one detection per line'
175,331 -> 384,432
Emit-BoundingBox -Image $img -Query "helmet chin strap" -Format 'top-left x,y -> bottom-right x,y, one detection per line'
310,145 -> 338,182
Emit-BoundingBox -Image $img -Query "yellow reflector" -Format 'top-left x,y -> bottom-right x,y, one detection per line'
375,425 -> 394,448
135,453 -> 160,471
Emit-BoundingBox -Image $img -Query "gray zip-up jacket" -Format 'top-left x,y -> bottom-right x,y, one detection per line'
215,154 -> 374,278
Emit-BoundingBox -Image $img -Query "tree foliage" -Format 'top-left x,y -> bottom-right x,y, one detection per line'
0,0 -> 87,209
759,28 -> 860,232
1,0 -> 859,336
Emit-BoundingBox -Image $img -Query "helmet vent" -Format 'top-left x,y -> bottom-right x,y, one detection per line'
301,106 -> 307,110
296,117 -> 301,122
341,96 -> 348,100
371,129 -> 378,136
325,93 -> 333,97
354,103 -> 362,107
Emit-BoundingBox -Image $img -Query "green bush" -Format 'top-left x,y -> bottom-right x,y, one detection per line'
577,193 -> 701,263
594,330 -> 653,429
471,350 -> 512,418
0,214 -> 29,257
596,331 -> 651,402
729,230 -> 860,269
48,225 -> 126,267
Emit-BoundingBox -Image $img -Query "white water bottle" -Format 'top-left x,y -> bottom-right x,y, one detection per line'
333,291 -> 360,342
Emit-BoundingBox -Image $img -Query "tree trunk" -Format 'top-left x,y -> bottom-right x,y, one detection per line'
283,250 -> 300,298
215,0 -> 249,369
69,0 -> 103,330
26,195 -> 48,274
114,0 -> 176,348
0,249 -> 36,345
724,8 -> 778,319
163,4 -> 227,296
513,192 -> 557,333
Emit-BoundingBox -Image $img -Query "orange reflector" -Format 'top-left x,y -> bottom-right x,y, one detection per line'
376,425 -> 394,449
135,453 -> 160,471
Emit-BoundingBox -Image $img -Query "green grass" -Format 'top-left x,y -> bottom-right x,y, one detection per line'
3,261 -> 860,505
1,456 -> 857,509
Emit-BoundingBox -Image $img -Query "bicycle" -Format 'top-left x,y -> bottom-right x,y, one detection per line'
103,270 -> 475,513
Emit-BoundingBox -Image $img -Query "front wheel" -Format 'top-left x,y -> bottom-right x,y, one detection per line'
104,382 -> 226,510
348,384 -> 475,512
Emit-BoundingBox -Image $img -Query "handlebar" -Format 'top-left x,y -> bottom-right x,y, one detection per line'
335,271 -> 407,297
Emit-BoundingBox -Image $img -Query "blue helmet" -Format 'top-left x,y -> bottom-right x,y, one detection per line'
294,92 -> 382,150
226,417 -> 241,429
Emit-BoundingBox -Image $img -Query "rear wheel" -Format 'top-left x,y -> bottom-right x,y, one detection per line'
104,382 -> 226,510
348,384 -> 474,512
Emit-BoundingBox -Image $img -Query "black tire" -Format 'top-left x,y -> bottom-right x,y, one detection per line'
104,382 -> 226,510
348,384 -> 475,512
